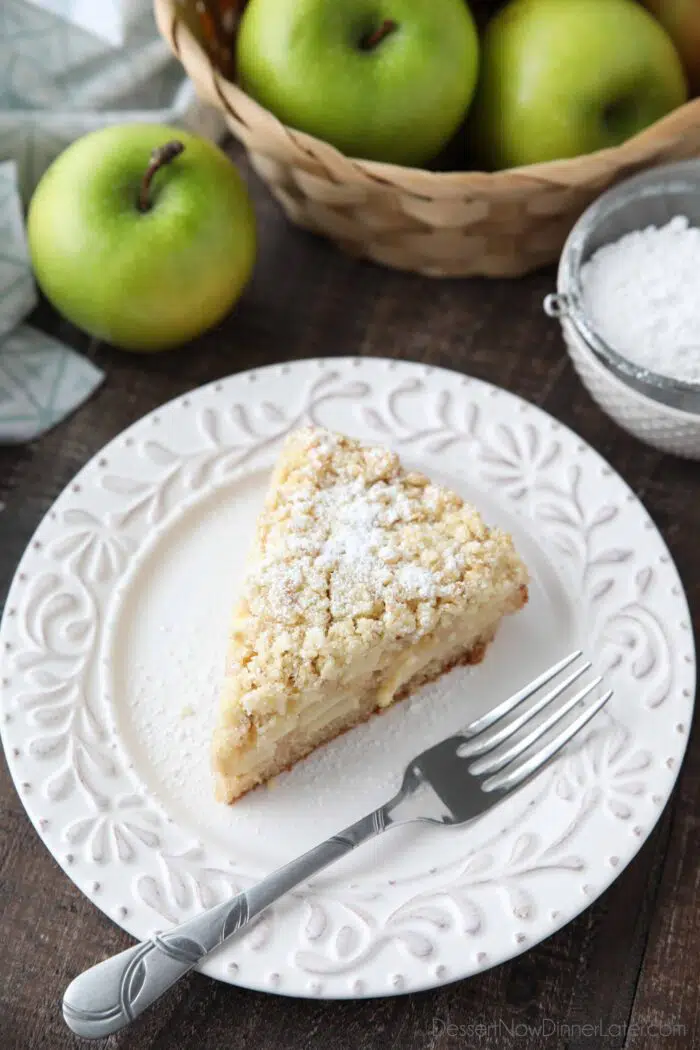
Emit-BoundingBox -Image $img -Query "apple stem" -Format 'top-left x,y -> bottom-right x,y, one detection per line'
138,141 -> 185,213
361,19 -> 397,50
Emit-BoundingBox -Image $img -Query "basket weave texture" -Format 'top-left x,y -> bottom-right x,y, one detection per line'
155,0 -> 700,277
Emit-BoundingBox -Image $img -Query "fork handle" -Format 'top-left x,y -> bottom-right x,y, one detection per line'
62,806 -> 392,1039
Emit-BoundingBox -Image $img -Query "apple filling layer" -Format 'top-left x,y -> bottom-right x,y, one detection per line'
213,586 -> 526,802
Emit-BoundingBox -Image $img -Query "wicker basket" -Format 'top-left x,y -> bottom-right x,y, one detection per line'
155,0 -> 700,277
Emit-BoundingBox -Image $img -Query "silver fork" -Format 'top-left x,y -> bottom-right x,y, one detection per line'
63,650 -> 611,1039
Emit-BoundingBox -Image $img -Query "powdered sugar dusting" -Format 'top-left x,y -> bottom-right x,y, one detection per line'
319,480 -> 435,610
258,476 -> 444,620
318,482 -> 392,570
581,215 -> 700,383
245,429 -> 497,632
397,563 -> 437,599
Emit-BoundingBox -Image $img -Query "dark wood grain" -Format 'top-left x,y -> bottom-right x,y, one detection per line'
1,142 -> 698,1050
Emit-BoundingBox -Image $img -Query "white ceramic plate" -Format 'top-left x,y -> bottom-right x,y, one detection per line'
0,358 -> 694,999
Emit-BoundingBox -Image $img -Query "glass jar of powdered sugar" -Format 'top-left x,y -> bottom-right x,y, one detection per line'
544,159 -> 700,460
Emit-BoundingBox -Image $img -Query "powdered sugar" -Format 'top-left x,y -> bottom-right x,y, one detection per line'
317,482 -> 389,569
397,563 -> 437,599
316,480 -> 423,614
255,473 -> 451,622
580,215 -> 700,383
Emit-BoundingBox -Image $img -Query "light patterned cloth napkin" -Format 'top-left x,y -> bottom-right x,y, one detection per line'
23,0 -> 146,48
2,0 -> 225,200
0,0 -> 226,441
0,160 -> 103,443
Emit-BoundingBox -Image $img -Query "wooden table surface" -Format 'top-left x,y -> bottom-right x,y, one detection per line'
1,144 -> 699,1050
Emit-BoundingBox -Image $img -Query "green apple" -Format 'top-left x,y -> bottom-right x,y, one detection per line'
643,0 -> 700,95
28,124 -> 256,352
236,0 -> 480,167
469,0 -> 688,170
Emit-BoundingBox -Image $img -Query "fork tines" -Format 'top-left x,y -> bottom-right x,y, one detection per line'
458,651 -> 612,794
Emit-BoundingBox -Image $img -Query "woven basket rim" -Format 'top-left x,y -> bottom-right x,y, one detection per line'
155,0 -> 700,194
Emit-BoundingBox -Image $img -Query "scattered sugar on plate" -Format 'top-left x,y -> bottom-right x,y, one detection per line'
580,215 -> 700,383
